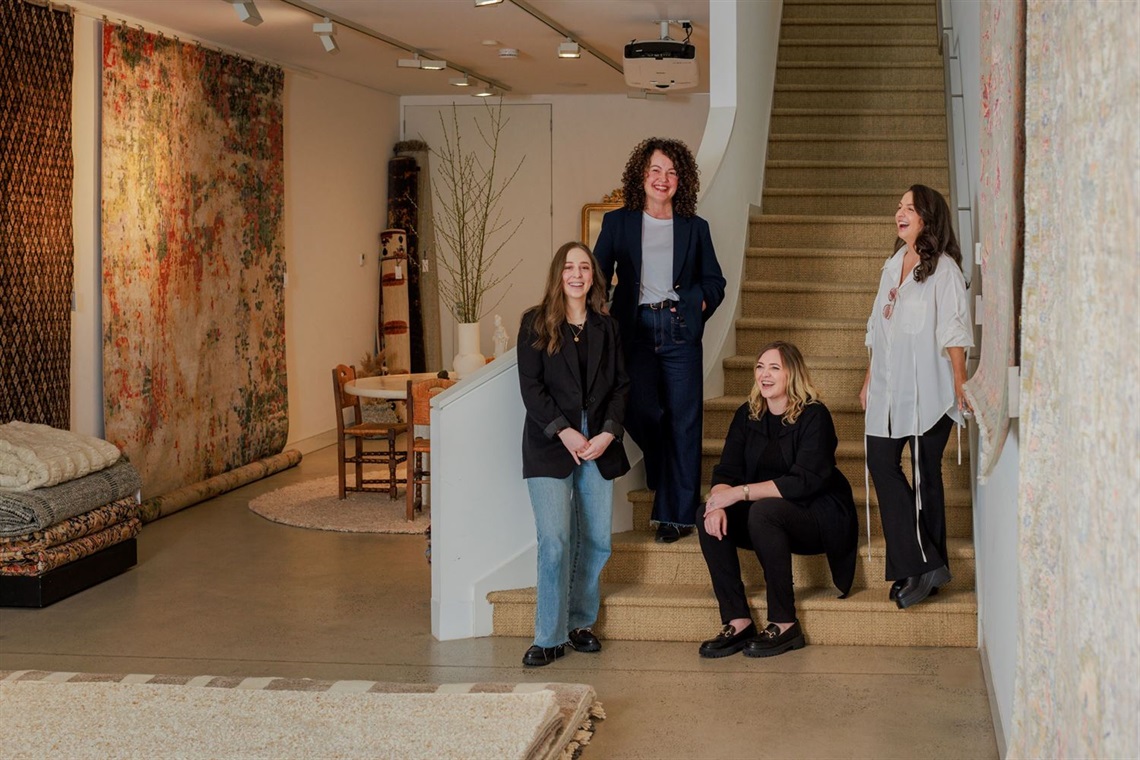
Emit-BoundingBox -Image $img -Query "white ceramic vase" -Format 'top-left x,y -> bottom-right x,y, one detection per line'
452,322 -> 485,378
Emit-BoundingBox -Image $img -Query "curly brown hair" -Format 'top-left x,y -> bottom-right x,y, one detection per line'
619,137 -> 700,217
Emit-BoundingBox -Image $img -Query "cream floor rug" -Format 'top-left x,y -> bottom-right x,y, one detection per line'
0,671 -> 603,760
249,473 -> 427,534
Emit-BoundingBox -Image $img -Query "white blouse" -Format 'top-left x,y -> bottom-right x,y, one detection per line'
864,248 -> 973,439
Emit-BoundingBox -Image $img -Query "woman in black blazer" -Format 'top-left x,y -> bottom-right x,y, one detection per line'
516,241 -> 630,667
593,137 -> 726,544
697,341 -> 858,659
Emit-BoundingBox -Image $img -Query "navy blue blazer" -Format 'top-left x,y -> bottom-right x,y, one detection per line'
592,207 -> 726,344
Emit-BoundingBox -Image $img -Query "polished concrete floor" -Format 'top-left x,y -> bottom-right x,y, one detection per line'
0,445 -> 998,759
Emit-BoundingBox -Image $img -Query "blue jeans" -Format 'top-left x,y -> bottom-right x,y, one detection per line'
526,415 -> 613,648
626,305 -> 703,527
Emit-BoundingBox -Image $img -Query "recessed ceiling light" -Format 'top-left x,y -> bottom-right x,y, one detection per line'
481,39 -> 499,47
498,48 -> 518,59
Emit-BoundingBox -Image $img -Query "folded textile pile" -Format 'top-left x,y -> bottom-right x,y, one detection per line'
0,424 -> 142,584
0,498 -> 141,576
0,421 -> 123,492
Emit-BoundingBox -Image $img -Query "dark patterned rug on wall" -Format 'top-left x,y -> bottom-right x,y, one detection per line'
101,24 -> 287,500
0,0 -> 74,429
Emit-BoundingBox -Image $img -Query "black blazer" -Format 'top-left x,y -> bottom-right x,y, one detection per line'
711,402 -> 859,596
517,308 -> 631,480
593,207 -> 727,344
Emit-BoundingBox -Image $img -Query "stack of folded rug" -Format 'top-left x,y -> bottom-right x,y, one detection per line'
0,422 -> 142,579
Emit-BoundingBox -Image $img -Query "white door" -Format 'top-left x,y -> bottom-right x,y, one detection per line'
404,103 -> 553,367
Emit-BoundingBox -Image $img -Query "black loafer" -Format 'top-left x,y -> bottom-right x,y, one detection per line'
743,621 -> 806,658
522,643 -> 566,667
698,622 -> 757,658
568,628 -> 601,653
890,578 -> 941,601
655,524 -> 692,544
896,566 -> 952,609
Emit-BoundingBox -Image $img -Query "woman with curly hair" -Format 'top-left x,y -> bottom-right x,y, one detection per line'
697,341 -> 857,658
593,137 -> 726,543
860,185 -> 973,610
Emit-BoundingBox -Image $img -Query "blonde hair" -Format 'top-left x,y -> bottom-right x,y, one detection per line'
747,341 -> 820,424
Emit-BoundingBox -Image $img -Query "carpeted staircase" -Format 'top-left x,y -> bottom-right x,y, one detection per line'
490,0 -> 977,648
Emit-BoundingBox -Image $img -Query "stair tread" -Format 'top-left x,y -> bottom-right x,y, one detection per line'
490,584 -> 978,613
772,108 -> 945,115
737,316 -> 866,328
723,354 -> 868,368
768,159 -> 947,167
741,280 -> 879,293
779,39 -> 937,46
782,19 -> 937,26
610,530 -> 975,557
626,485 -> 974,505
746,246 -> 887,256
778,61 -> 941,68
769,134 -> 946,141
705,394 -> 865,411
701,437 -> 971,461
753,214 -> 903,223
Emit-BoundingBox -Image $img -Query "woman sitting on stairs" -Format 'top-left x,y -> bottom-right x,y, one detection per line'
697,341 -> 858,658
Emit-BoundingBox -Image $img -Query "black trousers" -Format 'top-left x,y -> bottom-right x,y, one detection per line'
697,498 -> 825,624
866,414 -> 954,580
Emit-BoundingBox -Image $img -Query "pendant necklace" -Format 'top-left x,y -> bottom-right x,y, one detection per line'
568,321 -> 585,343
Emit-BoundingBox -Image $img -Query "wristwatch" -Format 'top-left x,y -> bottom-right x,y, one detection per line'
741,483 -> 750,501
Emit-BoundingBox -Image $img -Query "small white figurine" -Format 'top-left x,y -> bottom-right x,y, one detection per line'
492,314 -> 509,358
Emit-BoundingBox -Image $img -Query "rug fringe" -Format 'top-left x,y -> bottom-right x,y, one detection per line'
560,700 -> 605,760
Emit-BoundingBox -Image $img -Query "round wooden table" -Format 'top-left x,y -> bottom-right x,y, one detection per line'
343,373 -> 442,400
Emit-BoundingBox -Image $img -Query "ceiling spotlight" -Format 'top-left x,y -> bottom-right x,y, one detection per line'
557,39 -> 580,59
232,1 -> 262,27
313,18 -> 339,54
474,0 -> 504,6
398,53 -> 446,70
449,74 -> 472,87
472,85 -> 497,97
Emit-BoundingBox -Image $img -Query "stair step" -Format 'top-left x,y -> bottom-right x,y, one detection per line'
765,160 -> 949,191
735,315 -> 867,357
602,531 -> 974,590
774,88 -> 944,110
739,279 -> 877,320
749,214 -> 898,249
778,40 -> 941,64
700,438 -> 974,490
777,62 -> 942,87
761,188 -> 944,216
628,487 -> 974,538
704,394 -> 870,441
781,22 -> 937,42
768,134 -> 946,162
746,246 -> 887,281
489,585 -> 977,647
771,108 -> 946,135
783,4 -> 936,21
723,353 -> 868,397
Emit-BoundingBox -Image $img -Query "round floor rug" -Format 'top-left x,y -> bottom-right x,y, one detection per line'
249,475 -> 427,534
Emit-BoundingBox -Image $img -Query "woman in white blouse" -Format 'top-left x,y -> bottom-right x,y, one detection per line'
860,184 -> 973,610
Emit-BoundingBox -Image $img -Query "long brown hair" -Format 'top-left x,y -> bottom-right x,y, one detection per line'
528,242 -> 608,355
619,137 -> 700,217
900,184 -> 963,283
747,341 -> 820,424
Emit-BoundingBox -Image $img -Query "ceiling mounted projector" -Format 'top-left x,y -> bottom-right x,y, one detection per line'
623,22 -> 698,91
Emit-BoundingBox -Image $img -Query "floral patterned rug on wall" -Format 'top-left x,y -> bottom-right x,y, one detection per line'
101,24 -> 287,499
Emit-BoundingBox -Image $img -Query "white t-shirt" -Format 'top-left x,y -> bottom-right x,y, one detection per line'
864,248 -> 973,438
638,213 -> 678,305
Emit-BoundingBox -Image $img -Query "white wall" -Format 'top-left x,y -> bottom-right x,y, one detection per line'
283,75 -> 400,446
65,12 -> 400,449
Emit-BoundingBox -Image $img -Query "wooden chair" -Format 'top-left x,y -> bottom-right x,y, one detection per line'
332,365 -> 407,500
406,377 -> 457,521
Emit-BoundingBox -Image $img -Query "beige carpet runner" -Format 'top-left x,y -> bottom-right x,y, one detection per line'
0,671 -> 603,760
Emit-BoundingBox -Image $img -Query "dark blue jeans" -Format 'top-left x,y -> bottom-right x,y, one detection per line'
626,305 -> 703,527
